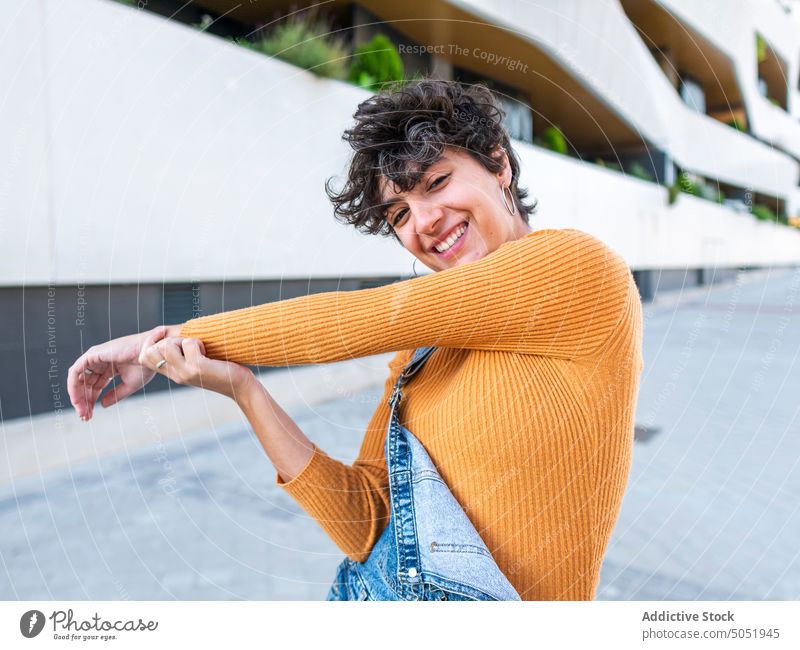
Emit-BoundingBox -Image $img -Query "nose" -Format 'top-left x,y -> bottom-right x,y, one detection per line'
410,200 -> 444,243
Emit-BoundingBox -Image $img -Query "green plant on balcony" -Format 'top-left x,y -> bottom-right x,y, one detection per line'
752,203 -> 777,222
667,182 -> 681,205
192,14 -> 213,32
718,113 -> 746,132
241,13 -> 349,80
628,162 -> 654,182
539,126 -> 568,155
756,33 -> 767,63
348,34 -> 405,90
678,172 -> 700,196
594,158 -> 622,172
751,203 -> 789,225
668,171 -> 725,205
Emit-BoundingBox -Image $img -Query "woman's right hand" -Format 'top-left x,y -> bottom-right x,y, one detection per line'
67,325 -> 177,421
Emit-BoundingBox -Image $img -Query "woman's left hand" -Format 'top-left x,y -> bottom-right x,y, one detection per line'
138,332 -> 257,402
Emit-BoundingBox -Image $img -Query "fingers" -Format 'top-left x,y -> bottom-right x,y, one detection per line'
84,365 -> 113,391
140,335 -> 175,371
68,353 -> 110,420
71,326 -> 168,421
180,338 -> 208,387
155,338 -> 185,378
79,346 -> 113,389
138,327 -> 168,366
74,328 -> 189,420
68,356 -> 93,419
140,337 -> 186,385
81,370 -> 116,421
180,338 -> 205,364
99,373 -> 143,409
161,338 -> 186,366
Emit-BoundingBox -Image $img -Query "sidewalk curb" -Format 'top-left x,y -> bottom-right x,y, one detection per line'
644,267 -> 792,313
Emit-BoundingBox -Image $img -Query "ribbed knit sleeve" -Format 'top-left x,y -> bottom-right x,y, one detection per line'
273,350 -> 410,562
179,228 -> 631,364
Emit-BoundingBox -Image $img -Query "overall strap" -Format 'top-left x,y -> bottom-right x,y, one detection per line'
385,346 -> 437,596
387,346 -> 437,412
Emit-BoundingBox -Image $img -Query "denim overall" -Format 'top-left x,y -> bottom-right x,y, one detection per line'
326,346 -> 521,601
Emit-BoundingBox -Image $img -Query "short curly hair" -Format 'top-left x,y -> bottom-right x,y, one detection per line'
325,77 -> 537,241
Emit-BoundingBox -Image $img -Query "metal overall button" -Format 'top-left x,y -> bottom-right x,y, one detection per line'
397,566 -> 420,583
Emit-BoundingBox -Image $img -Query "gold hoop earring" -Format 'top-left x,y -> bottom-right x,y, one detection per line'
501,184 -> 517,215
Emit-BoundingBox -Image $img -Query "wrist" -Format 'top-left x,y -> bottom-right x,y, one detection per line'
137,324 -> 180,347
164,323 -> 182,338
233,372 -> 265,409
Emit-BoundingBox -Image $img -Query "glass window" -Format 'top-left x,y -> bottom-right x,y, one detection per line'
453,66 -> 534,143
679,74 -> 706,114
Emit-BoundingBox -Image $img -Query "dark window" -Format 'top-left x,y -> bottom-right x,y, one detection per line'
452,66 -> 533,143
162,283 -> 200,324
358,278 -> 395,289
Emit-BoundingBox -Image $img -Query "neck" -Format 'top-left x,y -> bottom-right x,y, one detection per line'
512,219 -> 533,240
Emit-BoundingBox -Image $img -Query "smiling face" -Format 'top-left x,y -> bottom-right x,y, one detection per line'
380,146 -> 532,271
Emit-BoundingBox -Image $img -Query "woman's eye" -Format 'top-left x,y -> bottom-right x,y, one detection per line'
390,175 -> 449,227
392,209 -> 408,227
429,174 -> 450,190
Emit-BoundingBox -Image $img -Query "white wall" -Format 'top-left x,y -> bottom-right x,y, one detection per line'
1,0 -> 799,289
0,0 -> 53,286
2,0 -> 410,286
518,144 -> 800,269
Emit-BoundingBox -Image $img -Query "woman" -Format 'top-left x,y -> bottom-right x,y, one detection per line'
68,78 -> 644,600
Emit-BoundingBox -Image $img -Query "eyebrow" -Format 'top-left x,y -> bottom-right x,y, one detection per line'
380,190 -> 409,222
382,196 -> 405,212
380,161 -> 450,216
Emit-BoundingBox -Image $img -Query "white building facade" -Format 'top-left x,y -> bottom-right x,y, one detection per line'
2,0 -> 800,418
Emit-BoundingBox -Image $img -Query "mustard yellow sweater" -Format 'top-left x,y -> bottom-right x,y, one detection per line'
179,227 -> 645,600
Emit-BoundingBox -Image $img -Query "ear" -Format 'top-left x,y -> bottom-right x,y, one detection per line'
493,146 -> 513,186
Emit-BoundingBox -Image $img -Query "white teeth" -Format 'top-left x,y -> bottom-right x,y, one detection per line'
434,224 -> 467,253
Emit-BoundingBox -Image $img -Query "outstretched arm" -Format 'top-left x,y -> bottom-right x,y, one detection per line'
179,228 -> 632,366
